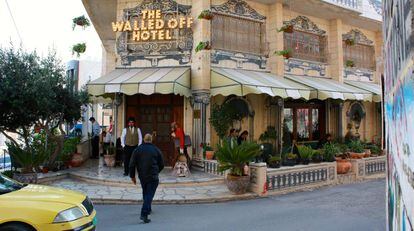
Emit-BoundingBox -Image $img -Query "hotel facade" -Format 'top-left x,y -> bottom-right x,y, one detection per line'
85,0 -> 383,166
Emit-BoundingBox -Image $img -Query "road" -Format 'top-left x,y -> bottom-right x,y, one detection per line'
95,179 -> 386,231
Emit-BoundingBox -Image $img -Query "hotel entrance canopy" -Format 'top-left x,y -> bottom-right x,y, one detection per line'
344,80 -> 382,102
211,68 -> 312,99
87,67 -> 191,97
285,75 -> 374,101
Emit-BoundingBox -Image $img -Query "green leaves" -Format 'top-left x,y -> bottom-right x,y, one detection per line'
215,141 -> 261,176
297,145 -> 315,160
348,140 -> 365,153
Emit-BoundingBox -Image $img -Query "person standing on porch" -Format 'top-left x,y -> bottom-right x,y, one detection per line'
89,117 -> 101,159
121,117 -> 142,176
129,134 -> 164,224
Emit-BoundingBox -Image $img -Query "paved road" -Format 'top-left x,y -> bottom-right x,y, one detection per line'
95,179 -> 386,231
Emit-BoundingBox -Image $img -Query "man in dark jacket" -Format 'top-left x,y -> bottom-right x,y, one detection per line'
129,134 -> 164,223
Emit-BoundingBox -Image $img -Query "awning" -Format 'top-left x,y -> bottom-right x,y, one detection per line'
87,67 -> 191,97
345,80 -> 382,102
285,75 -> 373,101
211,68 -> 312,99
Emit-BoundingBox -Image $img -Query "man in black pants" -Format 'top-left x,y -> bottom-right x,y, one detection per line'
129,134 -> 164,224
121,117 -> 142,176
89,117 -> 101,159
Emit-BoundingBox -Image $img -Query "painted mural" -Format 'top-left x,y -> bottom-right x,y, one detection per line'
384,0 -> 414,230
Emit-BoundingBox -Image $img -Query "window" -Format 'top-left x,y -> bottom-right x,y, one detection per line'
211,13 -> 266,55
343,42 -> 376,70
284,30 -> 327,63
283,102 -> 325,145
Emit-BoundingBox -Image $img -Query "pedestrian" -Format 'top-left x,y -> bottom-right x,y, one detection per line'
129,134 -> 164,224
89,117 -> 101,159
317,133 -> 333,149
121,117 -> 142,176
227,128 -> 237,148
237,130 -> 249,145
171,122 -> 191,166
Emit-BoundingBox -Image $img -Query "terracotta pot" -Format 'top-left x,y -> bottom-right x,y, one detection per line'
205,151 -> 214,160
336,158 -> 352,174
71,153 -> 83,167
225,174 -> 250,194
41,167 -> 49,174
349,152 -> 364,159
13,172 -> 38,184
284,25 -> 294,33
283,53 -> 291,59
104,155 -> 116,167
178,154 -> 187,162
364,149 -> 371,158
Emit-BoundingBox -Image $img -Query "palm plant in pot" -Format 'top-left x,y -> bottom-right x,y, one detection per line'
268,156 -> 281,168
283,153 -> 297,166
297,145 -> 315,165
215,140 -> 261,194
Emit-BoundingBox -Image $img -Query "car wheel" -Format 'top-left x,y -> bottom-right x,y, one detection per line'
0,223 -> 35,231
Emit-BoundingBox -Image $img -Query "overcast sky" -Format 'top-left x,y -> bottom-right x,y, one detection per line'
0,0 -> 102,64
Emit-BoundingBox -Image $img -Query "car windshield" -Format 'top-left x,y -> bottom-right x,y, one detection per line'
0,174 -> 26,194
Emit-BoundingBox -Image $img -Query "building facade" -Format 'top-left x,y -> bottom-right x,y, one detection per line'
85,0 -> 383,166
383,0 -> 414,230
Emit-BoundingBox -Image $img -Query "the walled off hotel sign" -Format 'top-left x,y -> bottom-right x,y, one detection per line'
112,9 -> 193,41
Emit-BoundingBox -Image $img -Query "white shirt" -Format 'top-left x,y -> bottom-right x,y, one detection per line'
104,133 -> 113,143
121,127 -> 142,147
91,122 -> 101,137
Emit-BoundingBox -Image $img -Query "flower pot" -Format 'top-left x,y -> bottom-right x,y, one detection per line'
284,25 -> 294,33
205,151 -> 214,160
283,159 -> 296,166
104,155 -> 116,167
225,174 -> 250,194
71,153 -> 83,167
302,159 -> 310,165
336,158 -> 352,174
13,172 -> 38,184
268,162 -> 281,168
41,167 -> 49,174
349,152 -> 364,159
364,149 -> 371,158
283,53 -> 291,59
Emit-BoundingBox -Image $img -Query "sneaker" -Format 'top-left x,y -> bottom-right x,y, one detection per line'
140,215 -> 151,223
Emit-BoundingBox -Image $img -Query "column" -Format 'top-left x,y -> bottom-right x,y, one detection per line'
192,91 -> 210,158
338,102 -> 344,142
328,19 -> 344,82
267,3 -> 284,76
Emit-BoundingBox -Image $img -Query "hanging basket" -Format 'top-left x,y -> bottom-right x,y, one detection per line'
195,41 -> 211,53
72,43 -> 87,57
277,25 -> 294,33
198,10 -> 214,20
344,38 -> 355,46
275,49 -> 292,59
72,15 -> 91,30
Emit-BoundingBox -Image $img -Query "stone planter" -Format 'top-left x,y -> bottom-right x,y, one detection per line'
104,155 -> 116,167
225,174 -> 250,194
336,158 -> 352,174
13,172 -> 38,184
205,151 -> 214,160
71,153 -> 83,167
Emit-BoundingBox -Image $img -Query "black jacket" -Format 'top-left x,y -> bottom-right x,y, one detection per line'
129,143 -> 164,183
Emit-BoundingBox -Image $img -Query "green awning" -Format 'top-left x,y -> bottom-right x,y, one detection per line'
87,67 -> 191,97
285,75 -> 373,101
211,68 -> 312,99
345,80 -> 382,102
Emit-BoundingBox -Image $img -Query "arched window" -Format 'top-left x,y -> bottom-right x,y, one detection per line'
342,29 -> 376,70
283,16 -> 327,63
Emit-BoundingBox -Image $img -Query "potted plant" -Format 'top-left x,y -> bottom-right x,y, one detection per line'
322,143 -> 339,162
198,10 -> 214,20
72,43 -> 87,57
72,15 -> 91,30
345,60 -> 355,68
344,38 -> 355,46
62,137 -> 81,167
277,24 -> 294,33
104,146 -> 116,167
259,126 -> 277,161
312,149 -> 323,163
348,140 -> 365,159
369,144 -> 382,157
335,152 -> 352,174
202,143 -> 214,160
195,41 -> 211,53
267,156 -> 281,168
297,145 -> 315,165
283,153 -> 297,166
215,141 -> 261,194
275,49 -> 292,59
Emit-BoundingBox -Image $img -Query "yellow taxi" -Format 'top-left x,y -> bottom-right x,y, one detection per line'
0,173 -> 96,231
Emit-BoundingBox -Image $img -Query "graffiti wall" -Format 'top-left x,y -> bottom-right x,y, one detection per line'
383,0 -> 414,230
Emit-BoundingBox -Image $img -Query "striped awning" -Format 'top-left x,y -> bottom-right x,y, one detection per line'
211,68 -> 312,99
345,80 -> 382,102
87,67 -> 191,97
285,75 -> 373,101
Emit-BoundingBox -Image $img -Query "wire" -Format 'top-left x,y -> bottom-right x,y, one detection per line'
4,0 -> 23,44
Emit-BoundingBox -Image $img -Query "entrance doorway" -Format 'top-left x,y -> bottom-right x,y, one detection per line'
126,94 -> 184,166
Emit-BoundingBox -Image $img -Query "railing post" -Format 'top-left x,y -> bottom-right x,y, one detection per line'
249,162 -> 268,196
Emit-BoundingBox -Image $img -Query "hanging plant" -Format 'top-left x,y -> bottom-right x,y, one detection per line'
72,15 -> 91,30
277,24 -> 294,33
344,38 -> 355,46
72,43 -> 86,57
198,10 -> 214,20
345,60 -> 355,68
275,49 -> 292,59
195,41 -> 211,53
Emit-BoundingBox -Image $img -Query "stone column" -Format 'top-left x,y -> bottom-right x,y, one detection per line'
338,102 -> 344,142
192,91 -> 210,158
267,3 -> 284,76
328,19 -> 344,82
249,162 -> 268,196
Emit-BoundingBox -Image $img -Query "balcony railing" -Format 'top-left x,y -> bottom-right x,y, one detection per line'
323,0 -> 362,11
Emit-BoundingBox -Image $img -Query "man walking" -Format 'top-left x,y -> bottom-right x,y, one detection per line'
89,117 -> 101,159
129,134 -> 164,223
121,117 -> 142,176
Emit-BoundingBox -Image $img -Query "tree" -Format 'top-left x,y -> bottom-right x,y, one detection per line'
0,46 -> 89,168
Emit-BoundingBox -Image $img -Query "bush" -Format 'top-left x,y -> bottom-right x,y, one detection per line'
323,143 -> 340,162
297,145 -> 315,160
348,140 -> 365,153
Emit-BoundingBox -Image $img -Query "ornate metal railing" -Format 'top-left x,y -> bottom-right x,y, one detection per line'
365,157 -> 387,175
323,0 -> 362,10
266,163 -> 336,191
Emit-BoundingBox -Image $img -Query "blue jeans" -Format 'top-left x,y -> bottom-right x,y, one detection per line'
140,179 -> 159,217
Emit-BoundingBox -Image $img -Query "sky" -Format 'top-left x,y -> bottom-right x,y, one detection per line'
0,0 -> 102,64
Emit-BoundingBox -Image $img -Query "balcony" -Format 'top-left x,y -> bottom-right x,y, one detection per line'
323,0 -> 362,11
